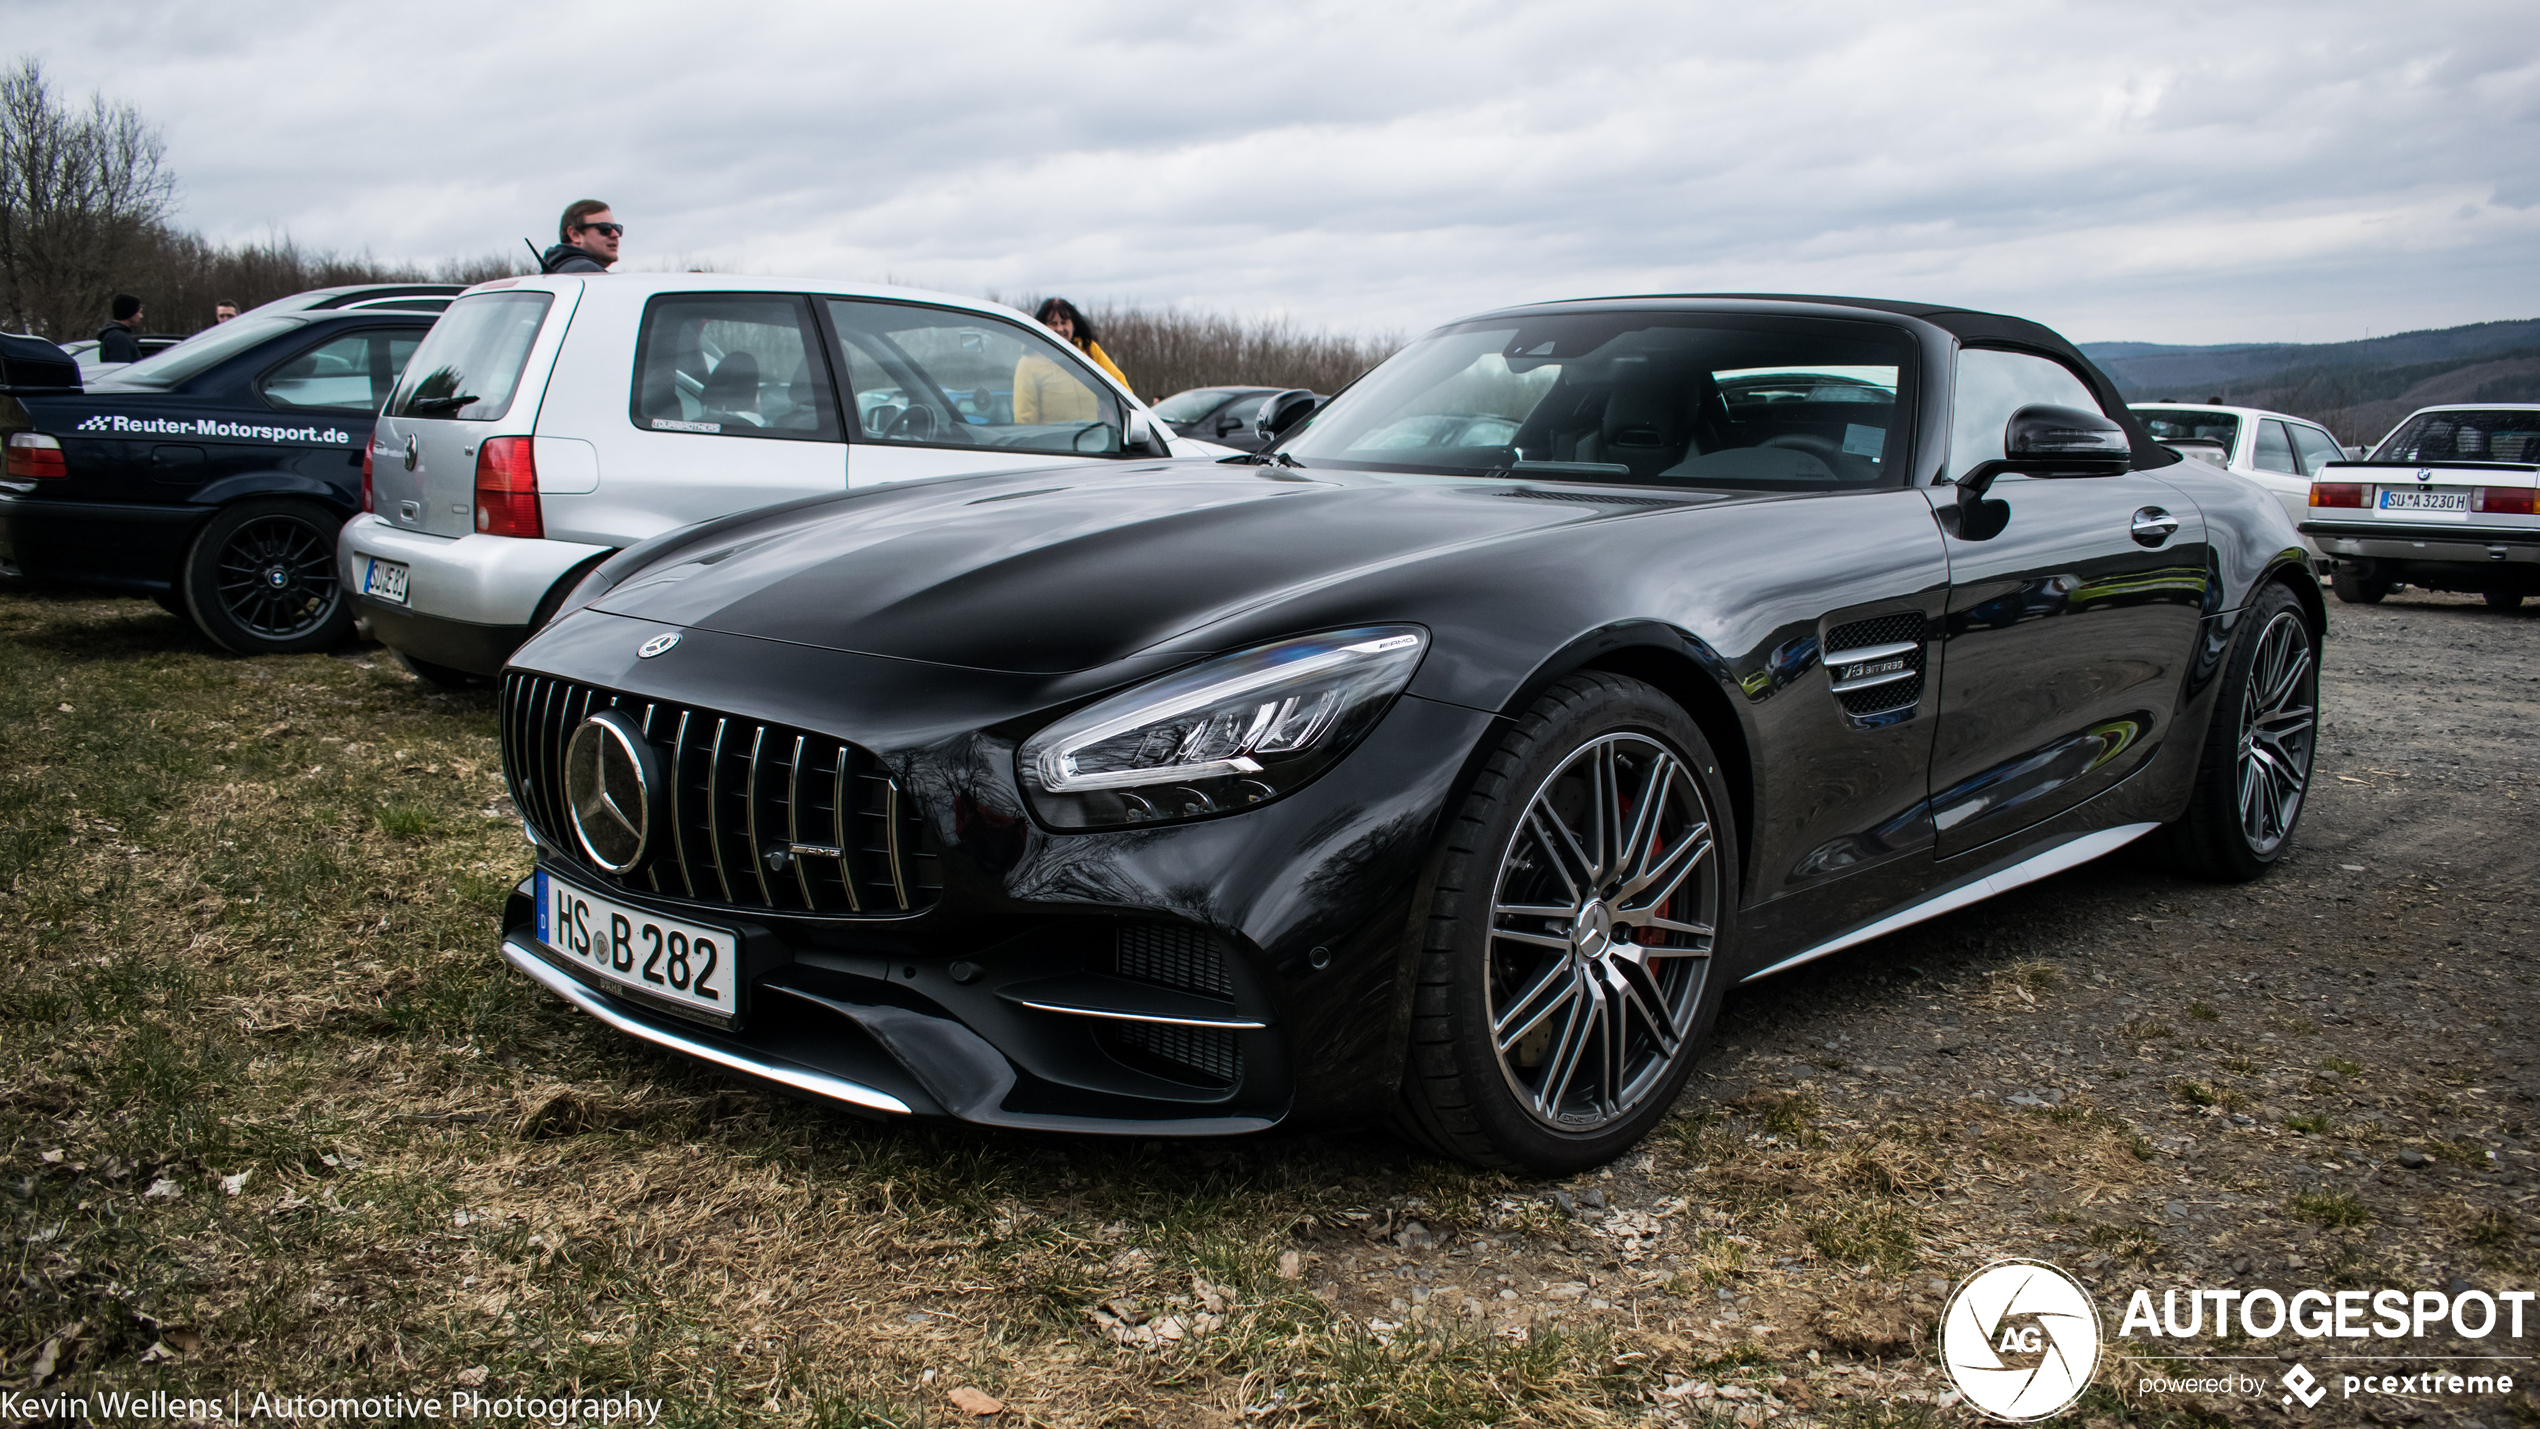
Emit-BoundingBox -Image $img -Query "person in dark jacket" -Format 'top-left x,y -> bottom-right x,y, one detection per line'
539,200 -> 621,274
97,294 -> 145,363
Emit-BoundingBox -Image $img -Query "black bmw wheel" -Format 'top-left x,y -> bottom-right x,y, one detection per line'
2156,582 -> 2318,880
181,498 -> 354,656
1397,673 -> 1736,1171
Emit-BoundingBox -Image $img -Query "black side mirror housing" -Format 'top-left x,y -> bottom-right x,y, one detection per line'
1251,389 -> 1321,446
1955,403 -> 2132,499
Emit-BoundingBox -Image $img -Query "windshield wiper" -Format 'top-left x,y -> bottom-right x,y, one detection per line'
1237,450 -> 1305,468
402,394 -> 479,416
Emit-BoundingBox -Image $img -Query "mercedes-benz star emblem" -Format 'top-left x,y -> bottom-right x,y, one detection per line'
401,434 -> 419,472
638,632 -> 680,659
564,709 -> 657,874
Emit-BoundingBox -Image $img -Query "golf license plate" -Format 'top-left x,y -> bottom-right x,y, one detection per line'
2376,489 -> 2468,519
535,869 -> 738,1019
361,556 -> 411,603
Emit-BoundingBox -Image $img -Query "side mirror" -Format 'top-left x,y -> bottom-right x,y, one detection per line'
1122,408 -> 1170,458
1957,403 -> 2131,499
1252,389 -> 1320,446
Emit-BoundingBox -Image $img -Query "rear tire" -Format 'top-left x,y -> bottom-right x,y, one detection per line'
2155,583 -> 2318,881
2330,564 -> 2389,605
180,498 -> 353,656
2485,591 -> 2523,611
1394,672 -> 1737,1172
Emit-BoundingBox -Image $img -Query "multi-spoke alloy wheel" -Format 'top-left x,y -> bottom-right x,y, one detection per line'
1396,672 -> 1737,1172
1486,733 -> 1718,1132
180,498 -> 356,656
2158,582 -> 2317,881
2234,609 -> 2315,855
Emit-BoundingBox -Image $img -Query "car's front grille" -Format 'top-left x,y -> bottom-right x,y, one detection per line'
1103,1022 -> 1244,1088
502,673 -> 938,916
1114,923 -> 1234,999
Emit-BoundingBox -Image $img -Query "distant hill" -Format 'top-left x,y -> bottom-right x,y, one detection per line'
2079,320 -> 2540,444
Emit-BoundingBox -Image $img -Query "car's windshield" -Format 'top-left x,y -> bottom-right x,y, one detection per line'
93,316 -> 303,389
1153,388 -> 1247,423
385,291 -> 553,422
1276,312 -> 1913,489
2135,408 -> 2241,451
2371,409 -> 2540,463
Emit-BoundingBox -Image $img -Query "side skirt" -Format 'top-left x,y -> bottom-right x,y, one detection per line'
1738,821 -> 2160,983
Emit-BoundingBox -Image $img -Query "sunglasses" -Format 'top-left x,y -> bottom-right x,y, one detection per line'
577,222 -> 625,237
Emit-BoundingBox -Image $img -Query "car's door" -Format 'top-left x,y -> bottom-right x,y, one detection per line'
823,299 -> 1133,488
1929,347 -> 2211,856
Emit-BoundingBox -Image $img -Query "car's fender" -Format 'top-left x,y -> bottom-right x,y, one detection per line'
191,469 -> 357,517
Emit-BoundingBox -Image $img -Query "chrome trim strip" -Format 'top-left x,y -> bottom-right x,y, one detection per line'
668,709 -> 697,897
831,745 -> 860,913
786,734 -> 816,909
705,717 -> 733,902
884,776 -> 910,911
744,724 -> 774,907
1740,822 -> 2161,983
1011,998 -> 1268,1030
1824,640 -> 1921,667
639,703 -> 663,893
501,935 -> 911,1115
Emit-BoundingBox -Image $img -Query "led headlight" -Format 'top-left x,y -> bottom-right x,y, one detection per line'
1020,626 -> 1427,829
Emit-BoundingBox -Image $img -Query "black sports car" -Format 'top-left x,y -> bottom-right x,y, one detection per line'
0,284 -> 458,654
493,295 -> 2321,1171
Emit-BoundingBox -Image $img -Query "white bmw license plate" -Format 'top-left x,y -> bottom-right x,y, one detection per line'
361,556 -> 411,603
535,869 -> 738,1019
2376,489 -> 2469,519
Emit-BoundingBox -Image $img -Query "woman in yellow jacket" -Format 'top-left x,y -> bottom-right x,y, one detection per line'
1017,297 -> 1130,424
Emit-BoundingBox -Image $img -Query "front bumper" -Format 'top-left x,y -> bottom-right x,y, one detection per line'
340,513 -> 608,671
0,490 -> 206,591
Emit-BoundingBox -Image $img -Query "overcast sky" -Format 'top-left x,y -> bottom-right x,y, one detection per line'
19,0 -> 2538,346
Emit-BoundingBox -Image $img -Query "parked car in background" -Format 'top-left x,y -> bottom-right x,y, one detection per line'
62,334 -> 185,380
489,293 -> 2319,1171
2300,403 -> 2540,608
2132,403 -> 2349,568
342,276 -> 1232,687
0,289 -> 455,654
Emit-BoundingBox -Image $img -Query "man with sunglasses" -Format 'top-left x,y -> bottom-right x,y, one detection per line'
540,200 -> 622,275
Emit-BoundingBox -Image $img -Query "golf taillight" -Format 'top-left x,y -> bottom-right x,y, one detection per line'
2309,483 -> 2366,508
361,435 -> 376,514
2475,487 -> 2536,516
5,432 -> 65,479
472,436 -> 542,538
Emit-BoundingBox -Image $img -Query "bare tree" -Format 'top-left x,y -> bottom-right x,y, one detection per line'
0,57 -> 178,339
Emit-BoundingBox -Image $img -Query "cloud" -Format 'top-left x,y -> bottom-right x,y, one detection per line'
13,0 -> 2538,343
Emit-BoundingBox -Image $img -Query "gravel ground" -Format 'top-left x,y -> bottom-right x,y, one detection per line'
1298,589 -> 2537,1426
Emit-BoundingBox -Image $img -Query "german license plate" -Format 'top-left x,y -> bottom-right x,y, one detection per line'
361,556 -> 411,603
535,869 -> 738,1019
2376,489 -> 2468,519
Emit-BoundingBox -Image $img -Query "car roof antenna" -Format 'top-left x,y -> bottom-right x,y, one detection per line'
523,237 -> 543,270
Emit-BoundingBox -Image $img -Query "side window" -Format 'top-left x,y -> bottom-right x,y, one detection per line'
1948,348 -> 2111,480
826,300 -> 1125,455
260,330 -> 423,413
2288,424 -> 2343,475
2253,419 -> 2299,474
629,294 -> 839,441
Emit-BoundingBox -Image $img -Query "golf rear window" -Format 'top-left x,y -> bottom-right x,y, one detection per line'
386,291 -> 553,422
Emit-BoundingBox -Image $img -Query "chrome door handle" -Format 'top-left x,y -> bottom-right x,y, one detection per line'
2131,507 -> 2180,546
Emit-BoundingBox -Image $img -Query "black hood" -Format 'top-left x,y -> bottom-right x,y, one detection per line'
586,463 -> 1727,674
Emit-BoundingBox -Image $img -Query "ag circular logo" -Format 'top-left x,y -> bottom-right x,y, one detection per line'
1939,1259 -> 2101,1422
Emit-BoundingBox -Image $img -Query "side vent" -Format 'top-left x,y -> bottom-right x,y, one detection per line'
1823,612 -> 1927,719
1114,923 -> 1234,1000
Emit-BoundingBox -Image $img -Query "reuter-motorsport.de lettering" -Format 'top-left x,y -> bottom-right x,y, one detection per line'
73,413 -> 354,444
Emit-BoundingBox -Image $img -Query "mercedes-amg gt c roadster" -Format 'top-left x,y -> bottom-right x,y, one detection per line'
493,295 -> 2320,1171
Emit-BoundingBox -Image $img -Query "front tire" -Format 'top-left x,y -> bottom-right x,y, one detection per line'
180,498 -> 353,656
1396,673 -> 1736,1172
2156,583 -> 2318,881
2330,563 -> 2389,605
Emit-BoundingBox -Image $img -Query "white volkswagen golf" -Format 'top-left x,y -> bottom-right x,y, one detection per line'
343,275 -> 1225,683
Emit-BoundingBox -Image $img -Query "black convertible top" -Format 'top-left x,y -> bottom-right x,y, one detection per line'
1502,292 -> 2175,470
